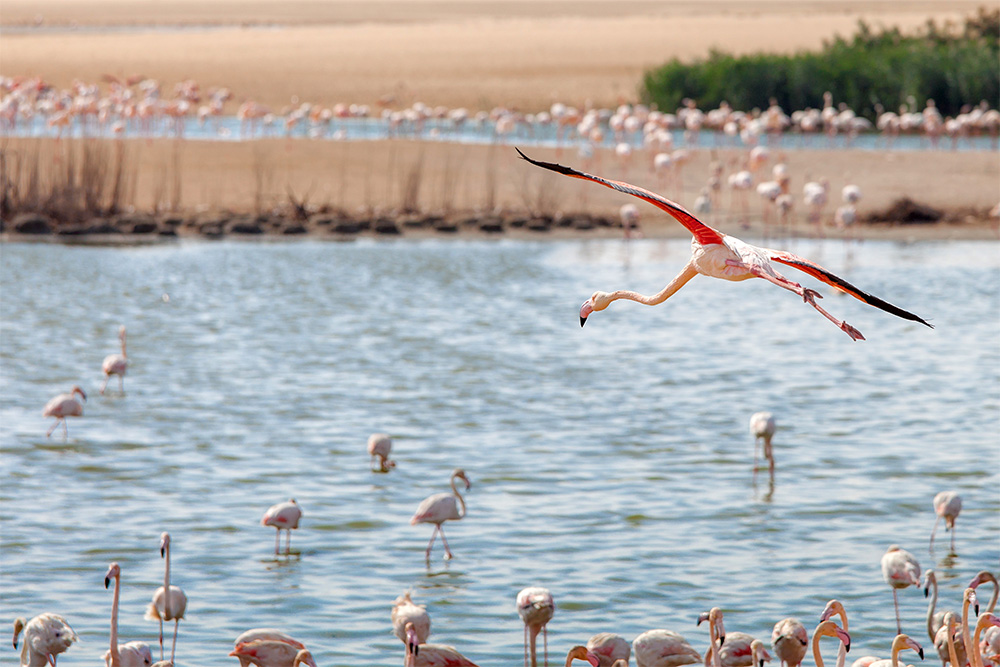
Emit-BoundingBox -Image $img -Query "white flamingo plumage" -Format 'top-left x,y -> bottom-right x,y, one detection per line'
232,630 -> 305,667
866,634 -> 924,667
393,591 -> 431,667
632,629 -> 702,667
771,619 -> 808,667
930,491 -> 962,552
411,468 -> 470,560
103,562 -> 153,667
368,433 -> 396,472
261,498 -> 303,555
100,325 -> 128,394
749,412 -> 777,480
43,386 -> 86,439
401,623 -> 480,667
517,587 -> 555,667
229,641 -> 318,667
145,532 -> 186,664
516,149 -> 931,342
881,546 -> 922,634
13,613 -> 78,667
587,633 -> 630,667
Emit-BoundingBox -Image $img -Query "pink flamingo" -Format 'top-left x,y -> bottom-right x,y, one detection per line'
565,646 -> 601,666
43,386 -> 86,438
229,641 -> 317,667
145,532 -> 186,664
411,469 -> 470,560
368,433 -> 396,472
959,589 -> 981,667
517,587 -> 555,667
974,614 -> 1000,667
698,607 -> 726,667
402,623 -> 480,666
752,640 -> 772,667
587,633 -> 630,667
13,613 -> 78,667
971,571 -> 1000,614
811,620 -> 852,667
516,149 -> 931,341
232,630 -> 305,667
103,562 -> 153,667
632,629 -> 702,667
922,569 -> 964,666
930,491 -> 962,552
705,631 -> 771,667
749,412 -> 777,481
932,611 -> 963,667
866,634 -> 924,667
100,325 -> 128,395
261,498 -> 302,555
393,591 -> 431,667
771,619 -> 808,667
820,600 -> 852,667
882,545 -> 922,634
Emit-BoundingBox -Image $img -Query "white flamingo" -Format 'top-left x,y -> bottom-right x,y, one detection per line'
232,630 -> 305,667
930,491 -> 962,552
517,587 -> 555,667
881,546 -> 922,634
262,498 -> 303,555
103,562 -> 153,667
367,433 -> 395,472
772,618 -> 808,667
13,613 -> 78,667
411,468 -> 470,560
749,412 -> 777,481
145,532 -> 187,664
100,325 -> 128,394
43,386 -> 86,439
393,591 -> 431,667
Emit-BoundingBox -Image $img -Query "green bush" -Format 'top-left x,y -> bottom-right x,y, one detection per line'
641,7 -> 1000,120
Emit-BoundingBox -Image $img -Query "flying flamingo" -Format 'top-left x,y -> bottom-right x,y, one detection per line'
811,620 -> 852,667
368,433 -> 396,472
145,532 -> 186,664
587,633 -> 630,667
749,412 -> 777,481
565,646 -> 602,666
517,587 -> 555,667
262,498 -> 302,555
401,623 -> 480,666
103,562 -> 154,667
882,545 -> 922,634
970,571 -> 1000,614
232,630 -> 305,667
516,149 -> 931,341
930,491 -> 962,552
13,613 -> 78,667
43,386 -> 86,438
772,619 -> 808,667
820,600 -> 852,667
100,325 -> 128,394
229,641 -> 318,667
866,634 -> 924,667
392,591 -> 431,667
632,629 -> 702,667
411,468 -> 470,561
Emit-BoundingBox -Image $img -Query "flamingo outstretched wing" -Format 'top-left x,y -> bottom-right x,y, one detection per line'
516,148 -> 725,247
768,249 -> 933,327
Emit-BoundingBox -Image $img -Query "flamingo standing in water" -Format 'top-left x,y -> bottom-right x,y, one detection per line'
13,613 -> 78,667
261,498 -> 302,555
103,562 -> 153,667
517,587 -> 555,667
930,491 -> 962,552
970,571 -> 1000,614
772,619 -> 808,667
392,591 -> 431,667
368,433 -> 396,472
586,633 -> 630,667
820,600 -> 853,667
749,412 -> 777,481
146,532 -> 186,664
401,622 -> 480,666
232,630 -> 305,667
100,325 -> 128,394
516,149 -> 932,341
632,628 -> 702,667
811,620 -> 852,667
229,641 -> 318,667
882,546 -> 922,634
411,468 -> 470,560
43,386 -> 86,438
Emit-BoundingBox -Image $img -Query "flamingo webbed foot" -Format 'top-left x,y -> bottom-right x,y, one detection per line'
841,321 -> 865,341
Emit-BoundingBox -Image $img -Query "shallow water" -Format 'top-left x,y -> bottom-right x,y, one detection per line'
1,237 -> 998,666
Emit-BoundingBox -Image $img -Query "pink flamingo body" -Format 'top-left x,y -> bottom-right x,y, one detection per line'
517,587 -> 555,667
411,469 -> 470,560
772,619 -> 808,667
262,498 -> 302,555
43,386 -> 86,438
976,614 -> 1000,667
232,631 -> 305,667
103,562 -> 153,667
145,532 -> 186,664
882,545 -> 922,634
587,633 -> 630,667
368,433 -> 396,472
229,641 -> 317,667
633,629 -> 703,667
516,149 -> 931,342
100,325 -> 128,394
706,632 -> 772,667
401,625 -> 479,667
13,613 -> 78,667
930,491 -> 962,552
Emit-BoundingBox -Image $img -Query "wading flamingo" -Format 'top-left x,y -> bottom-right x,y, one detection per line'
820,600 -> 852,667
922,570 -> 963,665
232,630 -> 305,667
100,325 -> 128,394
866,634 -> 924,667
587,633 -> 630,667
401,623 -> 480,667
145,532 -> 186,664
393,591 -> 431,667
930,492 -> 962,552
772,619 -> 808,667
516,148 -> 931,341
103,562 -> 153,667
13,613 -> 78,667
705,631 -> 772,667
749,412 -> 777,481
753,640 -> 773,667
632,629 -> 702,667
43,386 -> 86,439
411,468 -> 470,560
518,587 -> 555,667
368,433 -> 396,472
229,641 -> 318,667
882,546 -> 922,634
262,498 -> 302,555
812,620 -> 852,667
565,646 -> 601,666
970,571 -> 1000,614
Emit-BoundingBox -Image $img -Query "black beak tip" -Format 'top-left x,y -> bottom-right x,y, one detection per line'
846,643 -> 851,653
580,316 -> 587,327
720,635 -> 726,646
918,649 -> 924,660
104,577 -> 110,589
161,547 -> 166,557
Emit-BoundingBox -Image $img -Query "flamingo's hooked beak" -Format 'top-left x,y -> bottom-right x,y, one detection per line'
104,576 -> 111,589
586,653 -> 600,667
580,301 -> 593,327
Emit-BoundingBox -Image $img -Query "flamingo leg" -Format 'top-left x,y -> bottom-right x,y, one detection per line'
439,526 -> 453,560
543,625 -> 548,667
159,617 -> 164,660
118,376 -> 124,394
170,618 -> 179,663
62,420 -> 68,440
524,623 -> 529,667
950,523 -> 956,553
893,588 -> 902,634
46,418 -> 61,437
100,376 -> 110,395
930,516 -> 940,548
752,436 -> 760,481
425,526 -> 438,559
765,436 -> 775,479
274,528 -> 280,555
285,529 -> 291,555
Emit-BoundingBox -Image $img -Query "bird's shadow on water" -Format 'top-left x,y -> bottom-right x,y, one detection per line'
932,550 -> 960,570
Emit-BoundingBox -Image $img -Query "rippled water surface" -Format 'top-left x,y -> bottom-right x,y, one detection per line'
2,237 -> 998,666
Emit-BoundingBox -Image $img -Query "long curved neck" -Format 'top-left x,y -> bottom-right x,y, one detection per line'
109,574 -> 121,667
450,476 -> 466,518
837,611 -> 849,667
120,333 -> 127,358
972,618 -> 990,667
890,642 -> 902,667
708,620 -> 722,667
610,261 -> 698,307
927,576 -> 938,641
813,632 -> 826,667
946,620 -> 961,667
163,543 -> 172,618
987,578 -> 999,614
962,597 -> 975,665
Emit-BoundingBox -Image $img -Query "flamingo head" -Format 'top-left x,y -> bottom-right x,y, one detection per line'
104,562 -> 120,588
405,622 -> 420,657
580,291 -> 614,327
698,607 -> 725,645
119,325 -> 126,340
72,385 -> 87,401
453,468 -> 471,490
969,570 -> 996,589
819,599 -> 845,623
964,588 -> 979,617
565,645 -> 601,666
293,649 -> 318,667
894,635 -> 923,661
750,640 -> 772,667
13,617 -> 25,649
160,532 -> 170,557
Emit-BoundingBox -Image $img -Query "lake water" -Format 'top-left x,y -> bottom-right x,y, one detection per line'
1,237 -> 998,666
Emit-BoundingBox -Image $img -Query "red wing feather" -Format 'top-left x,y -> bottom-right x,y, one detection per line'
516,148 -> 725,247
769,250 -> 933,327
